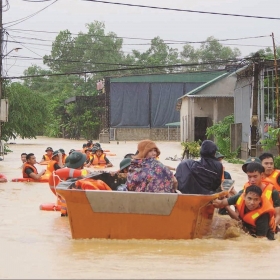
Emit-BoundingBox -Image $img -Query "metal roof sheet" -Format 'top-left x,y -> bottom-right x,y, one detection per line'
110,70 -> 226,83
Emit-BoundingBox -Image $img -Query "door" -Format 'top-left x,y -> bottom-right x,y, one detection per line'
194,117 -> 212,142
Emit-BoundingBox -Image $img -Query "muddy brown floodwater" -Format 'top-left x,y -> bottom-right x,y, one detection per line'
0,136 -> 279,279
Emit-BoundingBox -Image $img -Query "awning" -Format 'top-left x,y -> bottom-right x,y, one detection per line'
165,122 -> 180,127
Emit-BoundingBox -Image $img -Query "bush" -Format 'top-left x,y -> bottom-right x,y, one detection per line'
181,140 -> 201,158
274,156 -> 280,169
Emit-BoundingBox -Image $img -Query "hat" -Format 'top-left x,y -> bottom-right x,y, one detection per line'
134,139 -> 160,159
52,150 -> 60,158
64,151 -> 86,169
45,147 -> 53,152
242,157 -> 262,173
59,148 -> 65,154
69,149 -> 75,154
215,152 -> 224,159
95,147 -> 103,153
119,158 -> 131,171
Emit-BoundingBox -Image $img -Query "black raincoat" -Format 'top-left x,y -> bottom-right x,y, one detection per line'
175,140 -> 223,194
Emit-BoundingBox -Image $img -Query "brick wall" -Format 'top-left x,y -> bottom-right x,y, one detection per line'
113,128 -> 180,141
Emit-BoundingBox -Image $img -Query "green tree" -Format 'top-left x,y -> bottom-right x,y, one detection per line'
2,82 -> 47,140
181,36 -> 241,70
206,114 -> 238,158
130,36 -> 181,74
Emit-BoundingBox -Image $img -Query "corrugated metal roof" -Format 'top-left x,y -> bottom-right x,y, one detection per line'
178,72 -> 229,99
110,70 -> 226,83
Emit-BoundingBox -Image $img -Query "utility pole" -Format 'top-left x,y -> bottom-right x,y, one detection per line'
250,52 -> 260,157
0,0 -> 2,141
272,32 -> 280,154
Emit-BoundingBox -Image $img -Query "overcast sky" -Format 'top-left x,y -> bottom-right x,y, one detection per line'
3,0 -> 280,77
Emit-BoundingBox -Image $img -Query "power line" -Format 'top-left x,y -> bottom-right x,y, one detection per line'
83,0 -> 280,20
4,0 -> 58,28
7,27 -> 271,44
3,59 -> 244,80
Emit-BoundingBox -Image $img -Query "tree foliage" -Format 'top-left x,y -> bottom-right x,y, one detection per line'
206,114 -> 238,158
3,21 -> 244,141
181,36 -> 241,70
2,82 -> 47,140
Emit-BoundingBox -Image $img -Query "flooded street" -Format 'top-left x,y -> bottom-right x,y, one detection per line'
0,137 -> 279,279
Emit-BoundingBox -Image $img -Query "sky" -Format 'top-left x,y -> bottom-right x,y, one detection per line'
2,0 -> 280,77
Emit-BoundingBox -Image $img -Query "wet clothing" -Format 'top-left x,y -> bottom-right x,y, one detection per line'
23,163 -> 38,178
228,189 -> 280,208
176,140 -> 223,194
236,194 -> 275,240
126,157 -> 175,193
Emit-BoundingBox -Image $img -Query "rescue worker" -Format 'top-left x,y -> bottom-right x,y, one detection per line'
215,152 -> 232,179
259,152 -> 280,192
59,148 -> 67,165
46,150 -> 63,173
213,161 -> 280,227
176,140 -> 223,194
222,185 -> 276,240
86,147 -> 113,168
40,147 -> 53,163
58,151 -> 88,217
23,153 -> 46,180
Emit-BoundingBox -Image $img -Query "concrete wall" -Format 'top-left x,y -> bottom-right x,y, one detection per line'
113,127 -> 180,141
180,97 -> 234,142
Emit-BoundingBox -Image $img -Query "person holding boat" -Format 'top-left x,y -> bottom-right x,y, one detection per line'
23,153 -> 46,180
40,147 -> 53,163
175,140 -> 223,194
126,139 -> 177,193
219,185 -> 276,240
259,152 -> 280,192
213,161 -> 280,229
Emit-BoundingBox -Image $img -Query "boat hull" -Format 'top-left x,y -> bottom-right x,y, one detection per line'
56,187 -> 226,240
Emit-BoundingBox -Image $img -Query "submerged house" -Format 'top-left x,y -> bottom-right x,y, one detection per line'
106,70 -> 227,141
177,72 -> 236,142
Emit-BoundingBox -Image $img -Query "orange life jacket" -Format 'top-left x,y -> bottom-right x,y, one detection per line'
243,181 -> 274,203
267,170 -> 280,192
91,154 -> 106,166
74,178 -> 112,191
61,154 -> 66,165
43,154 -> 52,161
236,193 -> 276,233
48,168 -> 89,217
22,163 -> 38,178
47,160 -> 59,173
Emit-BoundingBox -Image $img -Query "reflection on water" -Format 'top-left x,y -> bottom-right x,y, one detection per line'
0,137 -> 279,279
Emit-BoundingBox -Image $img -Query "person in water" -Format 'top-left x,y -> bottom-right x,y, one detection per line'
22,153 -> 46,180
126,139 -> 177,193
86,147 -> 113,168
217,185 -> 276,240
175,140 -> 223,194
20,152 -> 27,168
259,152 -> 280,192
40,147 -> 53,163
213,162 -> 280,228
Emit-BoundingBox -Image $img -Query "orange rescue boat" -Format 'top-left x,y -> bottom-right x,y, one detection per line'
56,183 -> 228,240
